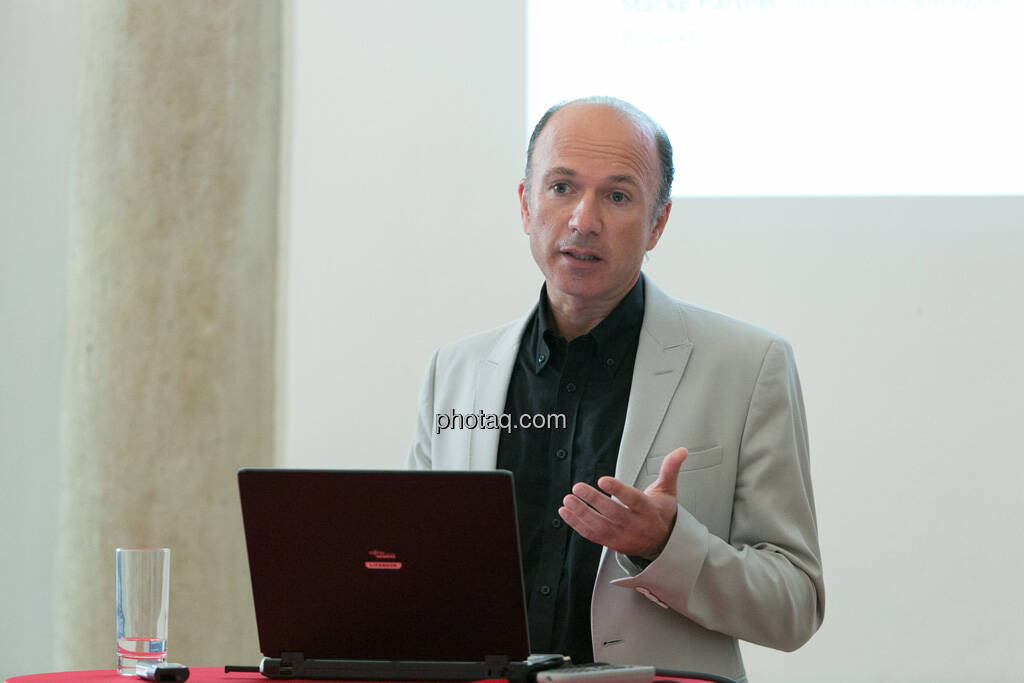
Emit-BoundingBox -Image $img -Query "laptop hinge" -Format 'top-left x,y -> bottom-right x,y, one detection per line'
485,655 -> 510,677
264,652 -> 304,678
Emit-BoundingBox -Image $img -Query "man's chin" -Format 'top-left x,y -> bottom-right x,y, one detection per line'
545,274 -> 613,303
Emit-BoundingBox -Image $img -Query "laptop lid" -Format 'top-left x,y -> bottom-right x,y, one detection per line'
238,469 -> 531,663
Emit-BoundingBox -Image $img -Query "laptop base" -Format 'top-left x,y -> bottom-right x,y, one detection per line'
259,652 -> 567,682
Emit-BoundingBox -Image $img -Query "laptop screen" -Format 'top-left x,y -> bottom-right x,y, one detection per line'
238,469 -> 531,662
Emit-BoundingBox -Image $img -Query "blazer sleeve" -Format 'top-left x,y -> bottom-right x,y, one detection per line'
406,349 -> 439,471
610,337 -> 825,652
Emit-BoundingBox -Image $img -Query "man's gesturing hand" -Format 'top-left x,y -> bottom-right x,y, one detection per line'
558,447 -> 689,561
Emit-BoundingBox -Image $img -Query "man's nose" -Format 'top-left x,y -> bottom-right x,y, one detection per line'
568,192 -> 602,234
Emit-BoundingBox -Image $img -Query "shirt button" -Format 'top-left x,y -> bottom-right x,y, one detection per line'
555,448 -> 567,459
538,354 -> 546,364
551,518 -> 562,529
566,382 -> 577,393
539,585 -> 552,596
606,357 -> 615,367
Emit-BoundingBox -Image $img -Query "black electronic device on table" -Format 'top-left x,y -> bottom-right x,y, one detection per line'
237,468 -> 556,681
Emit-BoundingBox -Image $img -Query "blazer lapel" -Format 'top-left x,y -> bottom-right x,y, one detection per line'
469,317 -> 528,470
614,278 -> 693,487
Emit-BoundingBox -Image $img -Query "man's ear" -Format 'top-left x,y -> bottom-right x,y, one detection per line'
646,200 -> 672,251
518,180 -> 531,234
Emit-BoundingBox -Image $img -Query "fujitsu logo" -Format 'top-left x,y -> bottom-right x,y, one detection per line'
365,549 -> 402,570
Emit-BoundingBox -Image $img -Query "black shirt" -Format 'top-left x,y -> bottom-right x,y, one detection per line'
497,275 -> 645,663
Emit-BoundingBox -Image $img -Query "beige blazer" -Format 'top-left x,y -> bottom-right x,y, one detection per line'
407,276 -> 824,683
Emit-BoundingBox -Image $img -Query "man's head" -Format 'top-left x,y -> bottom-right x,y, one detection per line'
524,97 -> 674,220
519,97 -> 674,315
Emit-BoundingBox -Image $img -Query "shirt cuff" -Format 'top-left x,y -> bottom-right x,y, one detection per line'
609,503 -> 710,611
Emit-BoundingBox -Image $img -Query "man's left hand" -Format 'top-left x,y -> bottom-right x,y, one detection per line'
558,447 -> 689,560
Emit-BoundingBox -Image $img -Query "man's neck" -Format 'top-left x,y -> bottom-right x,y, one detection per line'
546,276 -> 640,341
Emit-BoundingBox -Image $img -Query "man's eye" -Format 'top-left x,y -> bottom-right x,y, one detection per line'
610,191 -> 628,203
551,183 -> 570,194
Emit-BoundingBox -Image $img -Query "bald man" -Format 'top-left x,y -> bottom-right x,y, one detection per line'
408,97 -> 824,682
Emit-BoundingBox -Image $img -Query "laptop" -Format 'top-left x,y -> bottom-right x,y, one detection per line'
237,468 -> 554,681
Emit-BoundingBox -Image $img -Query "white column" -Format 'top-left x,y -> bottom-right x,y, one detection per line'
54,0 -> 281,669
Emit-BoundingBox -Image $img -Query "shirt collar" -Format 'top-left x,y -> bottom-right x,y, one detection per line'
529,274 -> 645,377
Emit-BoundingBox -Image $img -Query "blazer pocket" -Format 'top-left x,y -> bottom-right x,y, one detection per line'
645,445 -> 723,475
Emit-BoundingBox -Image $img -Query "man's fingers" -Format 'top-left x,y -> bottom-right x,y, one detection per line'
567,484 -> 629,523
559,499 -> 612,544
647,447 -> 688,497
596,476 -> 648,508
561,450 -> 688,556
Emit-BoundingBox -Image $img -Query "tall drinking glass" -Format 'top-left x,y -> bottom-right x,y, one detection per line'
115,548 -> 170,676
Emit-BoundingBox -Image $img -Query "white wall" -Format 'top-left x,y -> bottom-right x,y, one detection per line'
0,1 -> 79,679
654,198 -> 1024,680
284,2 -> 1024,682
281,0 -> 532,471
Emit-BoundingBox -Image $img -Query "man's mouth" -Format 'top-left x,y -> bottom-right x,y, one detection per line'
562,249 -> 601,262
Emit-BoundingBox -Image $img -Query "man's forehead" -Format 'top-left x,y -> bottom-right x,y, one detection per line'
535,104 -> 658,180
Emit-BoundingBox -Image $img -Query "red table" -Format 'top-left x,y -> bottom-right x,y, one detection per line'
5,667 -> 713,683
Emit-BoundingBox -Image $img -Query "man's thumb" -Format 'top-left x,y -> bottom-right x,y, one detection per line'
650,447 -> 688,496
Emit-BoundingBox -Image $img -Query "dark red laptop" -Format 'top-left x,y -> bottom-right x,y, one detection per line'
237,469 -> 535,680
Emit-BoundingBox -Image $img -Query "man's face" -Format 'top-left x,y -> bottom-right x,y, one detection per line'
519,104 -> 671,311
